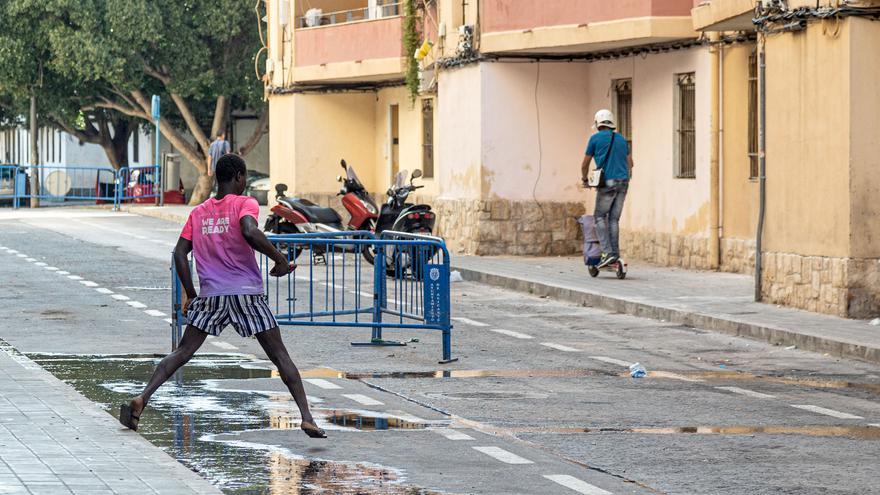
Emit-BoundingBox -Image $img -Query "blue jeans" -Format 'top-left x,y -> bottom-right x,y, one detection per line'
594,181 -> 628,257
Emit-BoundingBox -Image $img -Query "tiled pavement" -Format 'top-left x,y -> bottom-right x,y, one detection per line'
0,340 -> 221,495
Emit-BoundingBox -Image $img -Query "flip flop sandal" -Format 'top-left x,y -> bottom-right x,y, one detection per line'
119,404 -> 141,431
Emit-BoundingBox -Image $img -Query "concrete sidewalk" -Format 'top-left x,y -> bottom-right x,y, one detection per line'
123,204 -> 880,364
0,340 -> 221,495
452,256 -> 880,364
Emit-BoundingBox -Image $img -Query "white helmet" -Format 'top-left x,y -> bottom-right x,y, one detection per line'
593,109 -> 616,130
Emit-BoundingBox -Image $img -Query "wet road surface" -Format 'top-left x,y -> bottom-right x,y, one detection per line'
1,208 -> 879,494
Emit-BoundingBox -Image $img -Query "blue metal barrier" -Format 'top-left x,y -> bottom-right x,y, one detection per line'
0,165 -> 22,207
116,165 -> 161,204
170,231 -> 457,363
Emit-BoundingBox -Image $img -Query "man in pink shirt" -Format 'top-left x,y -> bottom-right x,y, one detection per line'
120,154 -> 325,439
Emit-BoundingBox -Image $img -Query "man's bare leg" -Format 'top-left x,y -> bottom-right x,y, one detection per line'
124,326 -> 208,429
255,327 -> 325,438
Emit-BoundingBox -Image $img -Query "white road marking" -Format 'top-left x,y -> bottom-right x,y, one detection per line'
79,281 -> 99,287
342,394 -> 384,406
67,275 -> 83,280
715,386 -> 775,399
304,378 -> 342,390
94,288 -> 114,294
24,257 -> 35,262
588,356 -> 631,367
490,328 -> 534,340
541,342 -> 581,352
44,266 -> 58,271
16,253 -> 26,257
451,317 -> 489,327
210,341 -> 238,350
650,371 -> 704,383
472,446 -> 533,465
111,294 -> 130,301
33,262 -> 46,267
791,404 -> 863,420
56,271 -> 70,275
543,475 -> 612,495
435,429 -> 474,441
144,309 -> 167,317
869,423 -> 880,428
163,318 -> 173,324
7,249 -> 17,253
126,301 -> 148,309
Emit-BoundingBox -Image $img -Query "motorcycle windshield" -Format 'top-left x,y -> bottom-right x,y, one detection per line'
346,165 -> 364,187
394,170 -> 408,189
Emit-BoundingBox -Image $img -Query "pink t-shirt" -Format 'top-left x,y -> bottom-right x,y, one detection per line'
180,195 -> 263,297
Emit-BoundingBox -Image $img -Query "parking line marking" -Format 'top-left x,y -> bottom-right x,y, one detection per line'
111,294 -> 130,301
304,378 -> 342,390
342,394 -> 384,406
144,309 -> 167,317
715,386 -> 775,399
452,317 -> 489,327
543,475 -> 612,495
210,341 -> 238,350
541,342 -> 581,352
791,405 -> 863,419
67,275 -> 83,280
435,429 -> 474,441
472,446 -> 533,465
588,356 -> 631,367
79,281 -> 99,287
126,301 -> 148,309
57,271 -> 70,275
33,262 -> 46,267
95,288 -> 114,294
490,328 -> 534,340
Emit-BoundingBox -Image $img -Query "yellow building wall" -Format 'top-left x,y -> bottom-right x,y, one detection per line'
763,24 -> 852,258
848,17 -> 880,259
268,95 -> 297,194
720,43 -> 758,241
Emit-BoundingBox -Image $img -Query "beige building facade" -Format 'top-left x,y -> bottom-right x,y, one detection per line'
263,0 -> 880,318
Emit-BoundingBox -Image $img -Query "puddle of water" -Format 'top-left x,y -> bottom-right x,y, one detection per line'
302,367 -> 615,380
509,425 -> 880,439
30,353 -> 441,494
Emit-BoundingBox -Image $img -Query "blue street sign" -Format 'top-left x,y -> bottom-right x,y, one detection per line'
151,95 -> 161,121
423,264 -> 450,325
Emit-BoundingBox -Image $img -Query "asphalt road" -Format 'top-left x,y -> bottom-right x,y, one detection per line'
1,208 -> 878,495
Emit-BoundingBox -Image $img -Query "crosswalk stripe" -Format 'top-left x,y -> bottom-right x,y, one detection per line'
126,301 -> 147,309
791,404 -> 863,420
543,475 -> 613,495
79,281 -> 99,287
342,394 -> 384,406
472,446 -> 533,464
111,294 -> 130,301
541,342 -> 581,352
435,429 -> 474,441
304,378 -> 342,390
490,328 -> 534,340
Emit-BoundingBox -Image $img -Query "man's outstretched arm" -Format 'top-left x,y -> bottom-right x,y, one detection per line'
240,215 -> 292,277
173,237 -> 197,311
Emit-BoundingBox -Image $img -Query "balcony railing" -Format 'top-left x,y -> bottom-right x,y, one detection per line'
297,2 -> 401,29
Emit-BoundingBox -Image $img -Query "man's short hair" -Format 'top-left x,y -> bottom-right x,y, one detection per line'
215,154 -> 246,183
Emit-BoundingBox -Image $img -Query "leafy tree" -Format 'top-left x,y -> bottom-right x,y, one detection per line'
1,0 -> 268,203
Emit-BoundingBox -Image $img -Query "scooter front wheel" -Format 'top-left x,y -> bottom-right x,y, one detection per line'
588,266 -> 599,278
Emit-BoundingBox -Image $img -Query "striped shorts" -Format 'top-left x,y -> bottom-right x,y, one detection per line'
187,295 -> 278,338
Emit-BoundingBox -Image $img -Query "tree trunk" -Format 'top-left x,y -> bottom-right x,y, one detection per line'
189,171 -> 214,205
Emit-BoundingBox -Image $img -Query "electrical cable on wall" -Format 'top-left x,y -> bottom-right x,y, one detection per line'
531,61 -> 545,221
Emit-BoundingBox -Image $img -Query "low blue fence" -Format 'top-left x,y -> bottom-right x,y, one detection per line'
0,164 -> 161,209
171,231 -> 456,363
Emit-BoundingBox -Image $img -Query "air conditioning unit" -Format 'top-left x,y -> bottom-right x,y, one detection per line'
278,0 -> 290,26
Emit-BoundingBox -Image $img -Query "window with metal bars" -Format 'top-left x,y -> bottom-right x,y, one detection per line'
613,79 -> 633,148
421,98 -> 434,178
748,51 -> 759,179
674,73 -> 696,179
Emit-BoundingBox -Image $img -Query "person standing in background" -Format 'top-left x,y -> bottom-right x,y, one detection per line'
207,132 -> 231,178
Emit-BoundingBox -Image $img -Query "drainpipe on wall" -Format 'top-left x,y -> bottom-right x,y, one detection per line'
755,34 -> 767,302
709,33 -> 721,269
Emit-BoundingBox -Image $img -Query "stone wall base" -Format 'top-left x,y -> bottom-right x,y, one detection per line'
617,230 -> 712,270
761,252 -> 880,318
434,198 -> 586,256
721,237 -> 756,274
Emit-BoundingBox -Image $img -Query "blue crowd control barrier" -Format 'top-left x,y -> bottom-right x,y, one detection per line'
170,231 -> 457,363
116,165 -> 161,204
